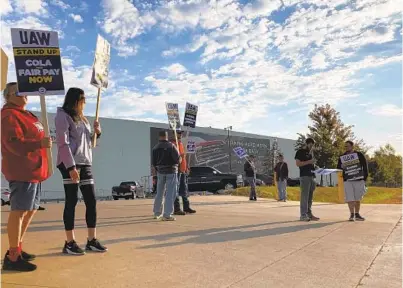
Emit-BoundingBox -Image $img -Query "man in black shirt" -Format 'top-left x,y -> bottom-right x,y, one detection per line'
274,154 -> 289,201
244,155 -> 256,201
337,141 -> 368,221
294,138 -> 319,222
152,130 -> 180,221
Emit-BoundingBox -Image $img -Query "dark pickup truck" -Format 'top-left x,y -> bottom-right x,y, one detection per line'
188,166 -> 237,193
112,181 -> 138,200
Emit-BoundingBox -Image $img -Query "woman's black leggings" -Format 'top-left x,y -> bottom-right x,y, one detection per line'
58,164 -> 97,231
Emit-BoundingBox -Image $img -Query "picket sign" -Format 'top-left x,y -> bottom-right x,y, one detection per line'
90,35 -> 111,148
313,168 -> 342,175
11,28 -> 67,176
0,48 -> 8,90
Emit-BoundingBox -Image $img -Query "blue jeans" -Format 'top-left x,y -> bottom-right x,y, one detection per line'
153,173 -> 178,218
277,179 -> 287,200
246,177 -> 256,199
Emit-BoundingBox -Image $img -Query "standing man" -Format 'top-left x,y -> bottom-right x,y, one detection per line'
274,154 -> 289,202
172,131 -> 196,215
152,130 -> 180,221
295,138 -> 319,221
337,141 -> 368,221
244,155 -> 257,201
1,82 -> 52,271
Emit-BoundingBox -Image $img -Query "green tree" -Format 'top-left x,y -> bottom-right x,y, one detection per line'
295,104 -> 367,185
369,144 -> 402,187
295,104 -> 367,168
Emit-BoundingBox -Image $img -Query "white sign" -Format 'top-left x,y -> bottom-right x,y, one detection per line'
313,168 -> 342,175
165,102 -> 181,131
233,147 -> 248,159
90,35 -> 111,89
187,140 -> 196,154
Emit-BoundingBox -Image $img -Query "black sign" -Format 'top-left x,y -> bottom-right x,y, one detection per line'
183,102 -> 198,128
340,152 -> 364,181
11,28 -> 65,95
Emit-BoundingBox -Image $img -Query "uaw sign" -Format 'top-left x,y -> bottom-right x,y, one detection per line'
186,140 -> 196,154
90,34 -> 110,89
183,102 -> 198,128
11,28 -> 65,95
165,102 -> 181,131
340,152 -> 364,181
233,147 -> 248,159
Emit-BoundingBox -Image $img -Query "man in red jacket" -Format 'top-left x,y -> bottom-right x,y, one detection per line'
1,82 -> 52,272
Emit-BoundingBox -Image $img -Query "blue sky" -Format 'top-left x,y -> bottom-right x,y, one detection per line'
1,0 -> 402,154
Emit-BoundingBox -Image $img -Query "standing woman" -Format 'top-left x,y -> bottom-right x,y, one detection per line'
55,87 -> 107,255
1,82 -> 52,271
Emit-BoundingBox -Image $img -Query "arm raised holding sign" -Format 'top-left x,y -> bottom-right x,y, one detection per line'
54,88 -> 108,252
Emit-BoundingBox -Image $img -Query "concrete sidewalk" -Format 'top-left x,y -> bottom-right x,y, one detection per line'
1,196 -> 401,288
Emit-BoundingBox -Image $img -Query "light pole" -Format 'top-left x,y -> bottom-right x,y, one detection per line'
224,126 -> 232,172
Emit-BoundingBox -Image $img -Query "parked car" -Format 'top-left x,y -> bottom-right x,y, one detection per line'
243,178 -> 265,186
1,188 -> 10,206
256,174 -> 274,186
243,174 -> 274,187
112,181 -> 139,200
287,177 -> 300,187
188,166 -> 237,193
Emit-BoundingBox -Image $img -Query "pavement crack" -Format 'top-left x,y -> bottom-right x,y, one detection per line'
355,215 -> 403,288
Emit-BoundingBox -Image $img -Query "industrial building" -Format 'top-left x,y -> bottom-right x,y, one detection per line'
1,112 -> 300,200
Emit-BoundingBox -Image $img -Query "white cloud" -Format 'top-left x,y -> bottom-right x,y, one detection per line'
50,0 -> 70,10
14,0 -> 48,16
243,0 -> 282,19
311,52 -> 328,70
101,0 -> 157,43
368,104 -> 403,117
114,44 -> 139,58
0,0 -> 13,15
0,16 -> 54,57
76,28 -> 86,34
162,63 -> 187,75
69,13 -> 84,23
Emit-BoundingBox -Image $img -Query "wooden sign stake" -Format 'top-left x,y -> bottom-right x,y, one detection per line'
92,88 -> 101,148
40,94 -> 53,176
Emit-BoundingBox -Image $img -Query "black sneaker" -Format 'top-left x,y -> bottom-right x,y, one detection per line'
308,214 -> 320,221
63,240 -> 85,255
300,216 -> 311,222
2,254 -> 37,272
355,213 -> 365,221
174,210 -> 186,215
184,208 -> 196,214
86,238 -> 108,253
21,250 -> 36,261
38,206 -> 45,211
349,214 -> 355,221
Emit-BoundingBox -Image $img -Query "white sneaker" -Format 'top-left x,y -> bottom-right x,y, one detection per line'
161,216 -> 176,221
